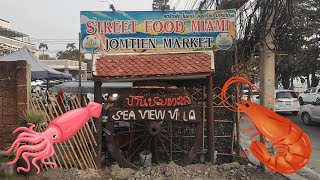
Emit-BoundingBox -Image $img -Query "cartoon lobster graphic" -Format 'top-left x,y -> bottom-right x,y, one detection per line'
221,76 -> 312,174
6,102 -> 102,174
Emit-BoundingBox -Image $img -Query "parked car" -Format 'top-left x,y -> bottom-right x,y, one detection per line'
242,90 -> 259,104
299,98 -> 320,125
245,89 -> 300,115
298,86 -> 320,105
274,90 -> 300,115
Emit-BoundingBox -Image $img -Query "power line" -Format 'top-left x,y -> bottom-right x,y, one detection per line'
184,0 -> 191,10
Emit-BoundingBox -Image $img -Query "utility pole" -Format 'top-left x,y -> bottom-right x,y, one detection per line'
78,33 -> 82,105
259,1 -> 275,170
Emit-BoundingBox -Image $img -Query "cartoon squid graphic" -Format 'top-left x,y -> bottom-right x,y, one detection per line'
6,102 -> 102,174
221,76 -> 312,174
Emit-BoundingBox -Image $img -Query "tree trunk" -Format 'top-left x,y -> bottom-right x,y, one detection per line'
290,73 -> 294,90
281,75 -> 290,89
306,73 -> 311,88
311,71 -> 319,87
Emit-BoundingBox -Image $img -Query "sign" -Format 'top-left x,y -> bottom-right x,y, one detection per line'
80,10 -> 236,53
110,106 -> 201,121
124,95 -> 192,108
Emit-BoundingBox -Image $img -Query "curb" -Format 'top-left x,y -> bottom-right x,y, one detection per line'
295,167 -> 320,180
283,173 -> 308,180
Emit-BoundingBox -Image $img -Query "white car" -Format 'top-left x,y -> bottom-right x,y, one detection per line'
299,98 -> 320,125
274,90 -> 300,115
298,86 -> 320,105
242,90 -> 259,102
246,89 -> 300,115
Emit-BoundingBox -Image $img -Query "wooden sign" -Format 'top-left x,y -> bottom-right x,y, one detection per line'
110,105 -> 201,122
124,95 -> 192,108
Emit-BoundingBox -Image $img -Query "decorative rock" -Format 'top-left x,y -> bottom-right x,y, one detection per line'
164,169 -> 173,177
211,166 -> 218,171
239,165 -> 245,171
134,172 -> 140,179
193,178 -> 203,180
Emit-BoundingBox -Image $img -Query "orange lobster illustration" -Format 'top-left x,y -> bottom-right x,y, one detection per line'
221,76 -> 312,174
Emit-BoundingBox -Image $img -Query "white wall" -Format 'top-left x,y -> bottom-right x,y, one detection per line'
0,19 -> 11,29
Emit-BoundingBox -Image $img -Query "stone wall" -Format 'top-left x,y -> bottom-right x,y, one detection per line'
0,60 -> 30,150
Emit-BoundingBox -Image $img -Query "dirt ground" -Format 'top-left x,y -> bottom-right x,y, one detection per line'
5,162 -> 287,180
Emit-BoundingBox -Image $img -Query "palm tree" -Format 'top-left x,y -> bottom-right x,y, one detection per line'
66,43 -> 78,60
39,43 -> 48,60
66,43 -> 76,51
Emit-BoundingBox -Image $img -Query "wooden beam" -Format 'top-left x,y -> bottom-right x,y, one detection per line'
93,72 -> 213,83
93,80 -> 103,168
207,74 -> 215,163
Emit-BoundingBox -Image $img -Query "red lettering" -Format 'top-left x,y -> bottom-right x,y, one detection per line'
86,21 -> 95,34
120,20 -> 135,34
97,21 -> 102,34
207,20 -> 214,32
201,20 -> 205,32
216,20 -> 222,32
153,20 -> 163,33
113,20 -> 120,33
103,21 -> 112,34
175,20 -> 185,33
191,20 -> 200,33
145,20 -> 153,33
225,20 -> 230,32
164,21 -> 174,33
125,96 -> 192,107
131,21 -> 136,33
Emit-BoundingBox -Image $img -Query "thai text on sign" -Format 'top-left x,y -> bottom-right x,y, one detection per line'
124,95 -> 192,108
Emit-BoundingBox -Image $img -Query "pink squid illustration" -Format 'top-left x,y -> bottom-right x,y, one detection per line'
6,102 -> 102,174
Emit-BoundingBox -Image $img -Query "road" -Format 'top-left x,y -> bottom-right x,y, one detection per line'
239,112 -> 320,178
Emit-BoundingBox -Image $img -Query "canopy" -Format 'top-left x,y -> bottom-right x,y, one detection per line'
0,47 -> 72,80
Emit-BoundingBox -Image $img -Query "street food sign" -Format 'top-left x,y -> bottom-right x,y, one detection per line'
80,10 -> 236,53
110,95 -> 201,121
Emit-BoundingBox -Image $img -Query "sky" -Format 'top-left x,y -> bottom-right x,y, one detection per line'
0,0 -> 153,55
0,0 -> 193,56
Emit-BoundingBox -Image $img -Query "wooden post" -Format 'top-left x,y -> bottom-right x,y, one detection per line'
207,74 -> 215,163
78,32 -> 82,105
94,80 -> 103,168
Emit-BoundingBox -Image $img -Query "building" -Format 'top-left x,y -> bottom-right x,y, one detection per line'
40,59 -> 88,80
0,19 -> 36,56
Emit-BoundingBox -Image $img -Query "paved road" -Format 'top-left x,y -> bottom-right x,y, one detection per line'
239,112 -> 320,177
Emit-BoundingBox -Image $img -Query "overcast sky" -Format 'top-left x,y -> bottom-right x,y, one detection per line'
0,0 -> 192,56
0,0 -> 153,54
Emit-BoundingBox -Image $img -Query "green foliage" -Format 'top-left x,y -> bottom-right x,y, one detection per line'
39,54 -> 55,60
39,43 -> 48,50
20,109 -> 47,132
56,43 -> 92,71
56,43 -> 80,60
